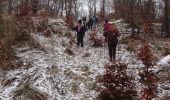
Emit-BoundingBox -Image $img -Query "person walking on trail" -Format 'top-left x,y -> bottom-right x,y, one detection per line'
73,19 -> 87,47
92,16 -> 98,27
87,17 -> 93,30
103,20 -> 121,62
82,17 -> 87,27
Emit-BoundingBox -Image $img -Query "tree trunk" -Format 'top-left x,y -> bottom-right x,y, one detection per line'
164,0 -> 170,37
32,0 -> 39,15
129,2 -> 135,37
8,0 -> 13,14
60,0 -> 64,17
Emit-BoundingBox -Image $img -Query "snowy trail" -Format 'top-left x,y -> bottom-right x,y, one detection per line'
1,19 -> 169,100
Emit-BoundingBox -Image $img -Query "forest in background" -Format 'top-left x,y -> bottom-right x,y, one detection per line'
1,0 -> 170,67
0,0 -> 170,100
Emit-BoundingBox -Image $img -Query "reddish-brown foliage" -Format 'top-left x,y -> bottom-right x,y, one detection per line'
15,4 -> 31,18
138,22 -> 158,100
66,15 -> 74,28
37,10 -> 49,19
98,63 -> 137,100
0,40 -> 15,69
89,33 -> 104,47
43,28 -> 51,37
138,43 -> 154,68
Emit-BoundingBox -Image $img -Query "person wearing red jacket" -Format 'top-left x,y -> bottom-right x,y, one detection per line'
103,20 -> 120,62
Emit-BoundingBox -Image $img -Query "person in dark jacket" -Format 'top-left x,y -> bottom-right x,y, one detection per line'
92,16 -> 98,27
87,18 -> 93,30
103,20 -> 110,41
82,17 -> 87,28
103,20 -> 120,62
73,19 -> 87,47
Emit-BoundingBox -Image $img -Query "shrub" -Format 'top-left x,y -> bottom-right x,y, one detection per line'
126,40 -> 138,51
89,31 -> 104,47
43,28 -> 51,37
138,43 -> 155,68
121,36 -> 141,51
138,43 -> 158,100
0,38 -> 15,70
163,47 -> 170,56
14,31 -> 40,48
0,15 -> 5,38
36,19 -> 49,33
82,53 -> 91,58
14,84 -> 48,100
13,3 -> 35,33
0,13 -> 21,70
71,82 -> 79,95
0,8 -> 35,70
15,4 -> 31,18
66,15 -> 74,29
64,47 -> 75,56
97,63 -> 137,100
92,39 -> 104,47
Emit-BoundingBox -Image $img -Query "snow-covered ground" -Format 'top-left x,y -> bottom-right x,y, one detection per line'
0,19 -> 169,100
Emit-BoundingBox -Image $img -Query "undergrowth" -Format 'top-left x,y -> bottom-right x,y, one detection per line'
97,62 -> 137,100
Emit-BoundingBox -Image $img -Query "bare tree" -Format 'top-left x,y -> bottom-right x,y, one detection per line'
163,0 -> 170,37
31,0 -> 39,15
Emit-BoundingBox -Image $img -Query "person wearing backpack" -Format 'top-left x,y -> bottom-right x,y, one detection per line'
92,16 -> 98,27
82,17 -> 87,29
87,17 -> 93,30
103,20 -> 110,41
103,20 -> 120,62
73,19 -> 87,47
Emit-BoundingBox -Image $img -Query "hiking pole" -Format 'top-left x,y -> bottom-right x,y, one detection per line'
103,40 -> 107,61
117,38 -> 121,61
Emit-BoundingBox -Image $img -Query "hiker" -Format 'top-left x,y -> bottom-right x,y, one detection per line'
92,16 -> 98,27
87,17 -> 93,30
82,17 -> 87,26
73,19 -> 87,47
82,17 -> 87,27
103,20 -> 120,62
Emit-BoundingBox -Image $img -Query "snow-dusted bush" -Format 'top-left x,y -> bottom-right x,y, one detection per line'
36,19 -> 49,33
92,39 -> 104,47
82,53 -> 91,58
138,43 -> 155,68
97,63 -> 137,100
14,31 -> 40,49
14,5 -> 38,32
14,84 -> 48,100
43,28 -> 52,37
66,15 -> 74,29
138,43 -> 159,100
163,47 -> 170,56
14,3 -> 31,18
89,30 -> 104,47
121,36 -> 141,51
0,15 -> 16,70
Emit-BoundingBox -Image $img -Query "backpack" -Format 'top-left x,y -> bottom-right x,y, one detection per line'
104,23 -> 111,32
103,24 -> 120,44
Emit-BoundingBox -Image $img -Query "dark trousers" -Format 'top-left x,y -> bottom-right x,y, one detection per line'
77,37 -> 84,47
87,23 -> 93,30
108,40 -> 118,61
